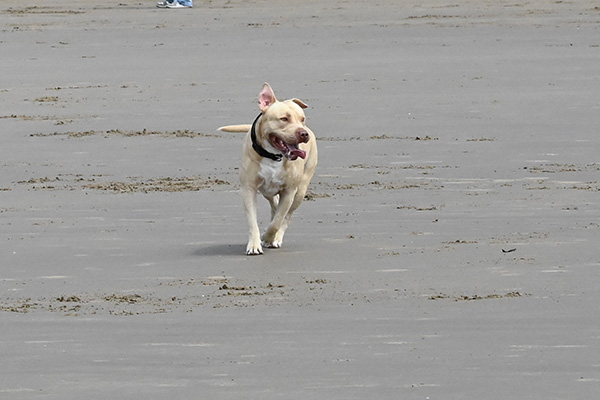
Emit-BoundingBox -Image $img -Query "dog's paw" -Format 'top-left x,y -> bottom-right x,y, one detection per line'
262,240 -> 282,249
246,243 -> 264,255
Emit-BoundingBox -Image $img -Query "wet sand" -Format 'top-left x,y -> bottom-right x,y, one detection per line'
1,0 -> 600,398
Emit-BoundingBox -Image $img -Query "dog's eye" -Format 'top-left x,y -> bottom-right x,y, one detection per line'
280,117 -> 289,122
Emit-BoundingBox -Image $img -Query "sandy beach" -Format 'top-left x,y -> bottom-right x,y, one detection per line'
1,0 -> 600,398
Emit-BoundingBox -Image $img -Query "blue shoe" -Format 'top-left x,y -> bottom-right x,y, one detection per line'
157,1 -> 192,8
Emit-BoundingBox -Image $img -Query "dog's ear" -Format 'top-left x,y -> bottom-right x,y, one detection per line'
259,83 -> 277,112
291,98 -> 308,109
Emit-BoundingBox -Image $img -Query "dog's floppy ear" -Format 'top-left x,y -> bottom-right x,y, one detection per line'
259,83 -> 277,112
291,98 -> 308,109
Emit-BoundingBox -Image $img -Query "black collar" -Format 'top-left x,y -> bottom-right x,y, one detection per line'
251,113 -> 283,162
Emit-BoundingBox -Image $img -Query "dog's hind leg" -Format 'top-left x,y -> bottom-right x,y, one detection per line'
265,194 -> 279,220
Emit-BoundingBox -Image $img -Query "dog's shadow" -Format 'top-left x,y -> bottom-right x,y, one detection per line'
192,243 -> 246,257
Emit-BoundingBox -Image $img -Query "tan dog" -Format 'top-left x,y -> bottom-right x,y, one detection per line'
219,83 -> 318,255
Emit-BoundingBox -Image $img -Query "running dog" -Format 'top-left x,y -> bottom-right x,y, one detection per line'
219,83 -> 318,255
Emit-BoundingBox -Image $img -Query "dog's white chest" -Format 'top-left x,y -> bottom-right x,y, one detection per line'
258,159 -> 285,197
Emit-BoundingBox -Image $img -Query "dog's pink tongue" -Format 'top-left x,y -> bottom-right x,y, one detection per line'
287,148 -> 306,160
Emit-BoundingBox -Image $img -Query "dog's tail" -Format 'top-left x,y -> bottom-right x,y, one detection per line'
218,124 -> 252,133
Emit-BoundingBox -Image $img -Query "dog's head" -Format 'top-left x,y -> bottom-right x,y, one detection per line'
257,83 -> 310,161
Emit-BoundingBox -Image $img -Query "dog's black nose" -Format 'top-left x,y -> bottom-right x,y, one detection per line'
297,129 -> 309,143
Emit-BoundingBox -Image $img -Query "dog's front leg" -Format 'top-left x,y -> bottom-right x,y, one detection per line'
241,187 -> 263,255
262,190 -> 295,248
